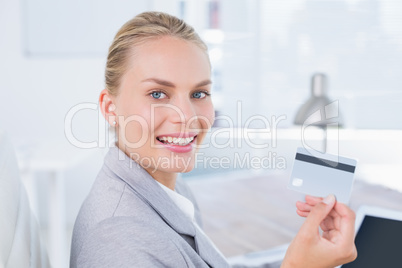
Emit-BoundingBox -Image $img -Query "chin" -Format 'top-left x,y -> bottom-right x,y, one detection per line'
171,161 -> 195,174
178,166 -> 194,173
147,156 -> 196,174
158,151 -> 196,173
177,162 -> 196,173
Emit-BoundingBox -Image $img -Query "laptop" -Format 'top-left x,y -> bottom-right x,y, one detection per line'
340,205 -> 402,267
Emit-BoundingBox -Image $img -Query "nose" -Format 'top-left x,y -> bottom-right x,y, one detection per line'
169,96 -> 197,125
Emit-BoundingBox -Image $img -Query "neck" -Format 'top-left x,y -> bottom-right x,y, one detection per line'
145,168 -> 177,191
117,142 -> 178,191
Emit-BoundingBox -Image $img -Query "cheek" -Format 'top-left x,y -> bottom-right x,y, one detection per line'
119,116 -> 149,145
198,102 -> 215,129
118,104 -> 153,144
150,108 -> 170,132
193,102 -> 214,145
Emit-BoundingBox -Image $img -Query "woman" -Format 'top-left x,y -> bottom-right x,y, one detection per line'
70,12 -> 357,268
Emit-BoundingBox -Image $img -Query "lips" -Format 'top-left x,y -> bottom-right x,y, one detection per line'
156,136 -> 196,146
155,133 -> 198,153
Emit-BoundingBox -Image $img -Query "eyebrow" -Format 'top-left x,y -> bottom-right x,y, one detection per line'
141,78 -> 212,88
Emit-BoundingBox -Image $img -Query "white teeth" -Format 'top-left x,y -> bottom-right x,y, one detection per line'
158,136 -> 195,145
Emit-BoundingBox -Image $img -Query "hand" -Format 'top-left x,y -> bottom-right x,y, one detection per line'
281,195 -> 357,268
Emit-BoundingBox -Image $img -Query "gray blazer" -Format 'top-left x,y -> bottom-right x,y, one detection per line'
70,147 -> 230,268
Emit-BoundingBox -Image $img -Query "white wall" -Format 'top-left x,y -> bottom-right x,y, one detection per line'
0,0 -> 104,146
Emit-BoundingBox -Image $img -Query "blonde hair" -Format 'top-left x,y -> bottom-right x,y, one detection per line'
105,11 -> 208,95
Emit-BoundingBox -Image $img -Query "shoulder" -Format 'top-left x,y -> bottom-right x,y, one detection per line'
71,167 -> 153,263
71,167 -> 189,267
74,217 -> 189,268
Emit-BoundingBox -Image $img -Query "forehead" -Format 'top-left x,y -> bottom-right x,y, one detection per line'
125,36 -> 211,85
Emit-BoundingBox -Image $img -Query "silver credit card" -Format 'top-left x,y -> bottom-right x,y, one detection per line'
288,147 -> 358,204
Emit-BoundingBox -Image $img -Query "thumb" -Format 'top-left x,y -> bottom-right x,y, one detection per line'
302,194 -> 336,233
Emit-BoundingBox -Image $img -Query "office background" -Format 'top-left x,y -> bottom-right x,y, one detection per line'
1,0 -> 401,267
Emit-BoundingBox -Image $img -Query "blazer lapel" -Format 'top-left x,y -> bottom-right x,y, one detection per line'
104,147 -> 230,268
194,226 -> 231,268
104,146 -> 196,237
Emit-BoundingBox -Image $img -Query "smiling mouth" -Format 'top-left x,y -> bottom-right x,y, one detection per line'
156,135 -> 197,146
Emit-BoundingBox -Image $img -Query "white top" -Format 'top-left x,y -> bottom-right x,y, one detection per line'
156,180 -> 226,259
156,181 -> 196,223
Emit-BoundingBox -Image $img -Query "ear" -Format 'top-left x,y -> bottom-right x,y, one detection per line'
99,89 -> 117,126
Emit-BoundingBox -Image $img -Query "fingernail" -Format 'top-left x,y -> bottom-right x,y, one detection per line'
323,194 -> 336,205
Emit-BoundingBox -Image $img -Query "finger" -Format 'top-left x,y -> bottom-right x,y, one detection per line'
320,215 -> 336,232
305,195 -> 324,206
296,201 -> 313,212
322,229 -> 340,242
297,209 -> 310,217
297,199 -> 340,222
297,197 -> 339,219
301,194 -> 336,234
328,208 -> 340,218
320,207 -> 342,231
333,202 -> 356,241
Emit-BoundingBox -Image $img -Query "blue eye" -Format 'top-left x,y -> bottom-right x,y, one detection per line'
192,91 -> 207,99
151,91 -> 166,99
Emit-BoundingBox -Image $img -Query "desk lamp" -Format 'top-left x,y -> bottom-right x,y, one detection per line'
294,73 -> 343,152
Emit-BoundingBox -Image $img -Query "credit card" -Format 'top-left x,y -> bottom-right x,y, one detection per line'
288,147 -> 358,204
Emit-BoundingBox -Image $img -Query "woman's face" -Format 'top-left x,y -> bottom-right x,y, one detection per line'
112,36 -> 214,179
